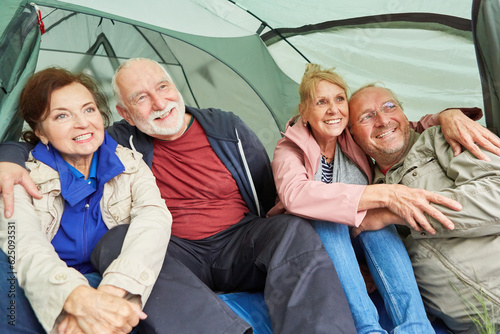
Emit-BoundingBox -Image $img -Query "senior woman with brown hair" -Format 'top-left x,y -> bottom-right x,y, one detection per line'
0,67 -> 172,333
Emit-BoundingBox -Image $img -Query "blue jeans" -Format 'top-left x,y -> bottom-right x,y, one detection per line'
312,221 -> 435,334
0,250 -> 102,333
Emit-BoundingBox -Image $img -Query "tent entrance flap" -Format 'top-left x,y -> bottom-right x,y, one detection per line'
0,3 -> 41,142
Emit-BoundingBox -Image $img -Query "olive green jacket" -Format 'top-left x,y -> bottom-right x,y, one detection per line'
374,126 -> 500,332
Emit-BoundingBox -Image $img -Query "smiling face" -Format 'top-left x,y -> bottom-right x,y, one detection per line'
115,59 -> 186,141
300,80 -> 349,148
36,82 -> 105,168
349,86 -> 410,169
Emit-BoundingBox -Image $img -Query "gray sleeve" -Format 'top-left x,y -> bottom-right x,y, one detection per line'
0,141 -> 34,168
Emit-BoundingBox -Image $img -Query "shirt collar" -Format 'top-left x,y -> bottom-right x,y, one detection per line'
373,129 -> 420,184
32,131 -> 124,206
65,152 -> 98,189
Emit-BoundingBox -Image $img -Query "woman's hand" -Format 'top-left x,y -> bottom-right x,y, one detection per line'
58,315 -> 85,334
360,184 -> 461,234
439,109 -> 500,161
382,184 -> 460,234
0,162 -> 41,218
58,285 -> 147,334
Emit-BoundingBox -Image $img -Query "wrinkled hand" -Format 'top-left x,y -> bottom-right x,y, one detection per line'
59,285 -> 146,334
58,315 -> 85,334
98,284 -> 143,309
351,208 -> 403,237
0,162 -> 41,218
439,109 -> 500,161
97,284 -> 128,298
385,184 -> 461,234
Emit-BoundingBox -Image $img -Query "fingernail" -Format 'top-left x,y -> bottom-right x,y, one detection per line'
5,211 -> 11,218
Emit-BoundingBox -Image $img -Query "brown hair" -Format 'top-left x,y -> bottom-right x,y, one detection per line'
299,63 -> 349,112
20,67 -> 111,144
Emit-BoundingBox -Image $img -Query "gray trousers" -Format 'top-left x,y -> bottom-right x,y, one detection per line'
92,213 -> 356,334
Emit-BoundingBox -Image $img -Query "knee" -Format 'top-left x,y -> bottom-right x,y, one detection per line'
278,215 -> 324,249
90,224 -> 130,272
99,224 -> 129,245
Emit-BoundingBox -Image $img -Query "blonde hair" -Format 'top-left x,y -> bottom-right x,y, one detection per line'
299,63 -> 349,112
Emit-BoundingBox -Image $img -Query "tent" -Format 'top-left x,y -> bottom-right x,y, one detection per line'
1,0 -> 499,155
1,0 -> 499,332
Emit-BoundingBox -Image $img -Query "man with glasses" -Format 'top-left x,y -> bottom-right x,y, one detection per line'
348,84 -> 500,333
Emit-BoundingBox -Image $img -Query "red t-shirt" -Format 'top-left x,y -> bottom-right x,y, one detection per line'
152,118 -> 248,240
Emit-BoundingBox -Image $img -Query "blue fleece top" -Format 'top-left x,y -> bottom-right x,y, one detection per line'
31,132 -> 125,274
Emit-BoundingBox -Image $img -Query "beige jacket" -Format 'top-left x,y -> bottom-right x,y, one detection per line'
0,145 -> 172,332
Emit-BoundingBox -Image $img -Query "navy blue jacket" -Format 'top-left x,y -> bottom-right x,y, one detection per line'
0,106 -> 276,217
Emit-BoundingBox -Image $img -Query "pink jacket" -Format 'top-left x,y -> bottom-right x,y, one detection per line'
269,116 -> 372,227
268,109 -> 481,227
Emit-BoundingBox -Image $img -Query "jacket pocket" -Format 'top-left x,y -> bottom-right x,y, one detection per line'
32,196 -> 58,237
107,195 -> 132,224
402,158 -> 453,191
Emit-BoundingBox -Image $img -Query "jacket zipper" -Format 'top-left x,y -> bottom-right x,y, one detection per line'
419,240 -> 500,305
235,129 -> 261,217
82,199 -> 90,265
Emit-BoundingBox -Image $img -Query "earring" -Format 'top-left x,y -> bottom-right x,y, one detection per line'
303,121 -> 308,127
45,143 -> 50,151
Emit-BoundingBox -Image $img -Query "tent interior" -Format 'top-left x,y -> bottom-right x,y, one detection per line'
1,0 -> 499,333
2,0 -> 499,155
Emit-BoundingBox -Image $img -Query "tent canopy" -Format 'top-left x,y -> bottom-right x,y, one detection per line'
1,0 -> 498,156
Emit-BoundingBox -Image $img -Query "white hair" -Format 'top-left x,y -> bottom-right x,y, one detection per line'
111,58 -> 173,108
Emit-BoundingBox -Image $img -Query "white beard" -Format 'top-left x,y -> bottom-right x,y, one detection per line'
133,95 -> 186,137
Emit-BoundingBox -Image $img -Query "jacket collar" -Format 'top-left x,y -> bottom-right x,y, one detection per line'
373,129 -> 419,184
188,106 -> 238,141
31,132 -> 124,206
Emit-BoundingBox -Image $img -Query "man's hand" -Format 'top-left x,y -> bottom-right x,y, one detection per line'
439,109 -> 500,161
0,162 -> 41,218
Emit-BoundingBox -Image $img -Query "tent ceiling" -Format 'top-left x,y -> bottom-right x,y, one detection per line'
0,0 -> 493,152
196,0 -> 485,127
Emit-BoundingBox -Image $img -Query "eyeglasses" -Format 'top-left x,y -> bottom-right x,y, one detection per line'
353,100 -> 401,126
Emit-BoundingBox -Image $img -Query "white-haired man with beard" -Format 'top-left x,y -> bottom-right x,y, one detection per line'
348,84 -> 500,333
0,58 -> 358,333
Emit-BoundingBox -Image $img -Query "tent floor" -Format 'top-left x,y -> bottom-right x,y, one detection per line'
219,291 -> 452,333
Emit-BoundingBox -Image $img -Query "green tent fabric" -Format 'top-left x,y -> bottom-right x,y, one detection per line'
473,0 -> 500,134
0,3 -> 41,142
1,0 -> 301,155
1,0 -> 497,155
213,0 -> 486,129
